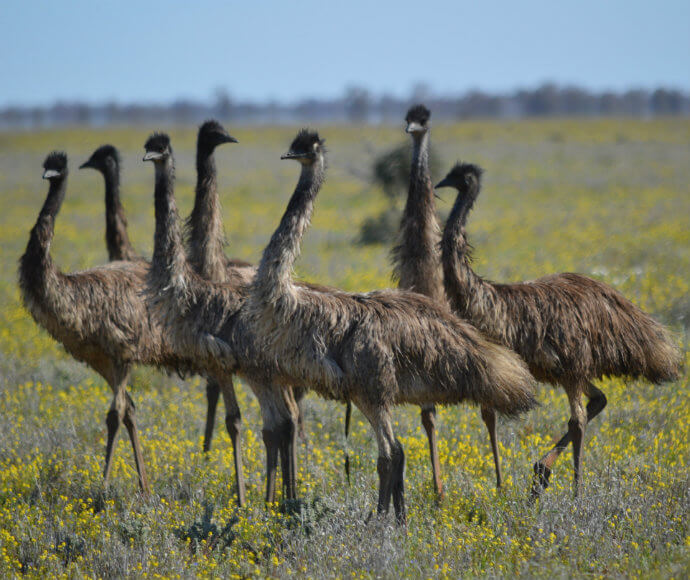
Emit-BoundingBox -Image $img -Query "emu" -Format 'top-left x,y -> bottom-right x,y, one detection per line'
243,130 -> 537,522
19,151 -> 163,494
143,132 -> 307,503
184,121 -> 307,457
391,104 -> 445,497
18,125 -> 250,505
437,162 -> 682,497
391,104 -> 505,495
79,145 -> 139,262
80,130 -> 243,459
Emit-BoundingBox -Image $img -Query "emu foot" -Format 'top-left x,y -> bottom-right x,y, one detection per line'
279,498 -> 305,516
433,488 -> 445,508
530,462 -> 552,502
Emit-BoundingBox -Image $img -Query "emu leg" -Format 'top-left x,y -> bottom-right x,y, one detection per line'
359,401 -> 403,522
103,370 -> 129,488
262,428 -> 280,503
391,440 -> 407,525
376,454 -> 394,516
569,415 -> 585,497
277,388 -> 301,501
480,406 -> 502,488
103,408 -> 121,486
218,377 -> 245,507
203,378 -> 221,453
421,405 -> 443,499
294,386 -> 307,442
122,394 -> 151,495
278,418 -> 297,500
532,384 -> 606,498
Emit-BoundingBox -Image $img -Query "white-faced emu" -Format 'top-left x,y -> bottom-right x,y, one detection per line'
437,162 -> 682,497
391,104 -> 506,495
244,130 -> 537,523
79,145 -> 140,262
391,104 -> 445,498
142,132 -> 305,504
19,152 -> 161,493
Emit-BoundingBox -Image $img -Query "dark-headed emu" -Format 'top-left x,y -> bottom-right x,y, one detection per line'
437,162 -> 682,497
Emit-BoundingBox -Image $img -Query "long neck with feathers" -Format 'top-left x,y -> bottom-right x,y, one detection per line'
19,175 -> 67,302
393,131 -> 443,300
150,156 -> 190,303
441,185 -> 493,316
103,161 -> 137,262
187,143 -> 228,282
252,157 -> 325,315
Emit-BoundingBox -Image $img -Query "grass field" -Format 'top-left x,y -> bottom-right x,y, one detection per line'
0,119 -> 688,578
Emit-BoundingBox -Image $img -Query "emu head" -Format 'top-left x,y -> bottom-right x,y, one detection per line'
143,133 -> 172,163
80,145 -> 119,173
43,151 -> 68,180
436,162 -> 484,200
198,119 -> 238,151
281,129 -> 325,166
405,104 -> 431,135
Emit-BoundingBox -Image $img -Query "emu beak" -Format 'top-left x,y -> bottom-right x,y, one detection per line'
143,151 -> 163,162
435,177 -> 452,189
280,151 -> 302,160
406,122 -> 423,133
42,169 -> 60,179
222,135 -> 239,144
79,160 -> 94,170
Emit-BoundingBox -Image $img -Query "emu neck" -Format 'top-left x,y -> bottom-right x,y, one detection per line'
19,176 -> 67,297
151,158 -> 188,291
103,163 -> 137,262
253,159 -> 325,308
393,131 -> 443,300
187,146 -> 228,282
441,190 -> 486,315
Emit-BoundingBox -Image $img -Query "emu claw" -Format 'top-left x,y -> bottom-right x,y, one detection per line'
530,462 -> 552,501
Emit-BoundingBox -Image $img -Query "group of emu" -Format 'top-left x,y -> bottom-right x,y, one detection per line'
19,105 -> 681,524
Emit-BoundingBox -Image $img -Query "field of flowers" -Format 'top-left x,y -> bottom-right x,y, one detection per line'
0,119 -> 688,578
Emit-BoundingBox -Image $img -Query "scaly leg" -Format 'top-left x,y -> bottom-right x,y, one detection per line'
203,378 -> 221,453
262,427 -> 280,503
481,406 -> 502,488
359,400 -> 406,524
421,404 -> 443,500
122,394 -> 150,494
531,383 -> 607,498
217,376 -> 245,507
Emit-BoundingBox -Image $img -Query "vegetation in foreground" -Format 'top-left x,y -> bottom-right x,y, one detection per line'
0,119 -> 688,578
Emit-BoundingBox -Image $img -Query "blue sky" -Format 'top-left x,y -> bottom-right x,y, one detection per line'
2,0 -> 688,107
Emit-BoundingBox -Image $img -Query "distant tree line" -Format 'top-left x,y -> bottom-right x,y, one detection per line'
1,84 -> 688,129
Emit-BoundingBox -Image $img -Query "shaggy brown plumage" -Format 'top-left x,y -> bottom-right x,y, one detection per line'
144,132 -> 315,503
80,131 -> 250,462
77,128 -> 252,505
184,120 -> 309,503
18,151 -> 201,495
244,130 -> 537,523
390,105 -> 504,495
438,162 -> 683,496
18,133 -> 252,505
391,104 -> 445,497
